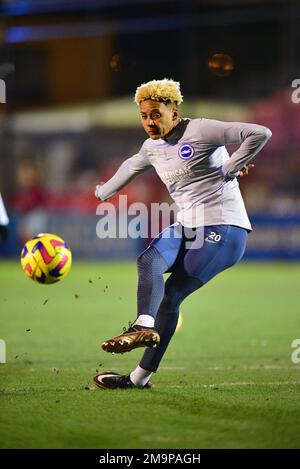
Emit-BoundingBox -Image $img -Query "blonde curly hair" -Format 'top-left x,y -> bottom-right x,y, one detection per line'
134,78 -> 183,106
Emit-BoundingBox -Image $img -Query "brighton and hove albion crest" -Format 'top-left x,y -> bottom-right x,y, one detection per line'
178,144 -> 194,160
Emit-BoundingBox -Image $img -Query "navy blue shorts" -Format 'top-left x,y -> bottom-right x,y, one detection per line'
150,223 -> 248,284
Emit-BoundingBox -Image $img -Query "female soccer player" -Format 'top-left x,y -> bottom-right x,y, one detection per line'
94,79 -> 272,389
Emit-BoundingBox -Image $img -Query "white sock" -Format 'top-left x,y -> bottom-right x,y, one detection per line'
135,314 -> 154,328
130,365 -> 153,387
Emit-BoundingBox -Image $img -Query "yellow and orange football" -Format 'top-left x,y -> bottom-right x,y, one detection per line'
20,233 -> 72,285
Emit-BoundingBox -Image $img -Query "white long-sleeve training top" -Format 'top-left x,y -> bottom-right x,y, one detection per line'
97,118 -> 272,230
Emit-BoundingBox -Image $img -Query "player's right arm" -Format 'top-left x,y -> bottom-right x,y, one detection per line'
95,144 -> 152,201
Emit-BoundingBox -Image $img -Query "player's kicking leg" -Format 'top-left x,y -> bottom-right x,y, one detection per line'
101,224 -> 183,354
101,322 -> 160,354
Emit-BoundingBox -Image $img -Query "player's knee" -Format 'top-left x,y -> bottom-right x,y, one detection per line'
162,289 -> 182,310
137,246 -> 166,273
164,276 -> 203,308
137,249 -> 153,271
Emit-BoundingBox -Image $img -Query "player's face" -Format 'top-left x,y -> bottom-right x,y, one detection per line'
139,100 -> 179,140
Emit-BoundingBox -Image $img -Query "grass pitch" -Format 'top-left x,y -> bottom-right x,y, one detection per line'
0,260 -> 300,449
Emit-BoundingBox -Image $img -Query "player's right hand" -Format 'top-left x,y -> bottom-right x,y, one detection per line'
95,182 -> 105,200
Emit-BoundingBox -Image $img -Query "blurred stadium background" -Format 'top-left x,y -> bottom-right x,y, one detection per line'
1,0 -> 300,451
1,0 -> 300,260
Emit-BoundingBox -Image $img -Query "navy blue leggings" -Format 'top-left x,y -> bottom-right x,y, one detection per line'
137,224 -> 248,372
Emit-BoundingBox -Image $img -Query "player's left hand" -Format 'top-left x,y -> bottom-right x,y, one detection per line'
238,164 -> 254,177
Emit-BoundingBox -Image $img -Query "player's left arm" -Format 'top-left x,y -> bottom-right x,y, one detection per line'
200,118 -> 272,179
